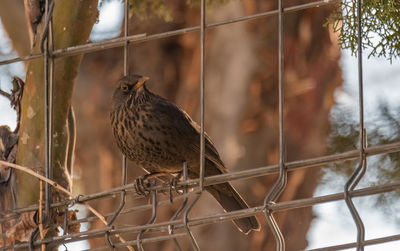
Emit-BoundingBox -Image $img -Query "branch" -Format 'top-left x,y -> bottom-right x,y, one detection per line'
0,160 -> 70,196
0,89 -> 11,100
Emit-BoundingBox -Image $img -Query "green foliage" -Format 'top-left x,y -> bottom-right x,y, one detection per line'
129,0 -> 172,22
328,0 -> 400,62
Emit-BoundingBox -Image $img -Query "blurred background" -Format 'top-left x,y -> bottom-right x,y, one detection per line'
1,0 -> 400,250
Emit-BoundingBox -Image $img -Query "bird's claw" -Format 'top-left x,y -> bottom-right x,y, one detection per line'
165,173 -> 183,203
134,176 -> 153,196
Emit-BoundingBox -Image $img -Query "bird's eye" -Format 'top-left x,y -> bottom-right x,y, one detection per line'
121,84 -> 129,92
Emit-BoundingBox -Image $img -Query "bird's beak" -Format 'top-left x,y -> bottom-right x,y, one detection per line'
135,76 -> 150,89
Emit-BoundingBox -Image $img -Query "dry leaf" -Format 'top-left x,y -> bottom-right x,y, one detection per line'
55,209 -> 81,234
0,211 -> 38,247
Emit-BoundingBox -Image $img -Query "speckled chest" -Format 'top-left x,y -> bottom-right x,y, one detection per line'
110,103 -> 184,173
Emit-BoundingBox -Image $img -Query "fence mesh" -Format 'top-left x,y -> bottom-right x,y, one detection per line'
1,0 -> 400,250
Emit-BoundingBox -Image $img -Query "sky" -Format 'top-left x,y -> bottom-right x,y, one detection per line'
307,48 -> 400,250
0,23 -> 24,130
1,1 -> 400,250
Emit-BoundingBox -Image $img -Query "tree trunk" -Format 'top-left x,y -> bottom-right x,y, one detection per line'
15,0 -> 98,206
0,0 -> 98,249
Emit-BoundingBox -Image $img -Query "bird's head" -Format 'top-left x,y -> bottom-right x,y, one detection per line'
112,74 -> 150,107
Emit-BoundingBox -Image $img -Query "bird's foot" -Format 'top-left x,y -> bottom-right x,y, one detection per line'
165,172 -> 183,203
134,175 -> 154,196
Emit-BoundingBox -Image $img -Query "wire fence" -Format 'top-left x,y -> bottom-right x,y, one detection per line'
1,0 -> 399,250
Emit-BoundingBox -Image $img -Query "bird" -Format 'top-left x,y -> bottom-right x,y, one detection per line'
110,74 -> 260,234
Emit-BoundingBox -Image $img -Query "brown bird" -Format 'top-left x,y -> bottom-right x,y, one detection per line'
110,74 -> 260,234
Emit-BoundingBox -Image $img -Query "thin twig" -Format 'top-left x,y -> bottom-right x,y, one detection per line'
0,160 -> 70,196
0,89 -> 11,100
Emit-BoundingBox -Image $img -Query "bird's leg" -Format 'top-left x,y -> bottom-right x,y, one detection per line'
134,172 -> 167,196
170,171 -> 183,190
166,172 -> 183,203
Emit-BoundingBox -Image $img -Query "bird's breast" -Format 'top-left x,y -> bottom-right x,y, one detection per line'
111,104 -> 184,173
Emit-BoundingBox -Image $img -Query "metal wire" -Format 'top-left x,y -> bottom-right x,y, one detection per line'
181,0 -> 207,249
66,180 -> 400,228
168,162 -> 188,251
121,0 -> 129,199
4,180 -> 400,251
343,0 -> 366,250
105,2 -> 130,249
28,227 -> 39,251
0,0 -> 340,67
91,232 -> 400,251
306,234 -> 400,251
199,0 -> 206,193
1,141 -> 400,220
263,0 -> 287,250
1,0 -> 399,250
137,189 -> 158,251
42,0 -> 55,231
63,205 -> 69,235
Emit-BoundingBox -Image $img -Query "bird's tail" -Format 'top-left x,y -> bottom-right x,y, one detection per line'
207,183 -> 260,234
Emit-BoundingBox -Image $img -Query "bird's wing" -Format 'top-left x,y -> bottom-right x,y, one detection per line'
185,111 -> 227,173
153,97 -> 227,173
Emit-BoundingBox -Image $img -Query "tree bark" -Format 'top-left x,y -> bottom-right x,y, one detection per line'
15,0 -> 98,206
0,0 -> 98,249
